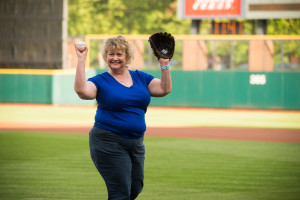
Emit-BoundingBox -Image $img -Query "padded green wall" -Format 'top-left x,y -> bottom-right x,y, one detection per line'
0,74 -> 52,104
1,70 -> 300,110
0,70 -> 96,105
144,70 -> 300,110
52,70 -> 96,105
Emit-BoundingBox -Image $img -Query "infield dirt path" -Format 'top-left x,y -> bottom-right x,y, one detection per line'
1,121 -> 300,143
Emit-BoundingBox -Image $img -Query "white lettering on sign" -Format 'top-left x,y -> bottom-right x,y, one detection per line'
192,0 -> 235,11
249,74 -> 267,85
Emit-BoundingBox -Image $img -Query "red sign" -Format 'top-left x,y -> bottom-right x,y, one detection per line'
185,0 -> 241,18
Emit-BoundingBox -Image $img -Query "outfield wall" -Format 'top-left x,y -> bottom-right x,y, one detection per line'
146,70 -> 300,110
0,70 -> 299,110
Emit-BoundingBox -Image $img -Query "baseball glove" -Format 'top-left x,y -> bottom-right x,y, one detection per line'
148,32 -> 175,60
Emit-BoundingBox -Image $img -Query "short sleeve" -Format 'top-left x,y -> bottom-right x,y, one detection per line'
135,70 -> 155,86
88,76 -> 100,91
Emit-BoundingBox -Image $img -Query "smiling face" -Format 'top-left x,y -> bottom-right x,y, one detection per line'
102,36 -> 134,69
106,49 -> 127,70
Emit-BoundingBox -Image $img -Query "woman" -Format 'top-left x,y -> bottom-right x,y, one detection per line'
74,35 -> 172,200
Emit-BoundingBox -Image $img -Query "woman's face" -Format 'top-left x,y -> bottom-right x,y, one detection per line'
106,49 -> 126,70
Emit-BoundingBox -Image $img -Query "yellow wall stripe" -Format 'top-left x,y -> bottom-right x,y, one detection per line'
86,34 -> 300,41
0,69 -> 77,75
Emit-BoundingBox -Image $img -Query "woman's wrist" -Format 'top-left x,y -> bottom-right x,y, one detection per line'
77,58 -> 86,63
160,65 -> 170,70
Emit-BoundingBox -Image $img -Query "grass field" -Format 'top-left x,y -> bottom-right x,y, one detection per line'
1,131 -> 300,200
0,104 -> 300,199
1,104 -> 300,129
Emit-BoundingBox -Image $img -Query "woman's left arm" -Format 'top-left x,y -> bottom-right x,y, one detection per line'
148,58 -> 172,97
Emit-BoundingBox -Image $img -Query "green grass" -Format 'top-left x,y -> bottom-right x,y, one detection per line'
0,105 -> 95,124
1,131 -> 300,200
1,105 -> 300,129
146,108 -> 300,129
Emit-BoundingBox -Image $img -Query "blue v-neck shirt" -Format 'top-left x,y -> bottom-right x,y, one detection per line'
88,70 -> 155,139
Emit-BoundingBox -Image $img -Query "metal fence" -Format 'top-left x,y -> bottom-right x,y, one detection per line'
85,35 -> 300,71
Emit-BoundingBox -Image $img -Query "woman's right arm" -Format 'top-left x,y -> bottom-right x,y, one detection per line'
74,44 -> 97,100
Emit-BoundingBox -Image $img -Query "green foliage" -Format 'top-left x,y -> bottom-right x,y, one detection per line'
268,19 -> 300,35
68,1 -> 300,70
233,41 -> 249,68
68,1 -> 300,37
68,0 -> 190,35
201,19 -> 300,69
273,40 -> 300,67
268,19 -> 300,68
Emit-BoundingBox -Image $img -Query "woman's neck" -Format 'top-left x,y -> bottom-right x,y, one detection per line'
108,68 -> 133,87
109,67 -> 128,76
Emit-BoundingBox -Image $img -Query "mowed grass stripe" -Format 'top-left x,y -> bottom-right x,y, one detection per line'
1,105 -> 300,129
0,131 -> 104,199
0,131 -> 299,200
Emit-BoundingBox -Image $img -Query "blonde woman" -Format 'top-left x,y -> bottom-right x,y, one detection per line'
74,35 -> 172,200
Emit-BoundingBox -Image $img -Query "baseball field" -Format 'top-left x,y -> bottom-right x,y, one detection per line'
0,104 -> 300,200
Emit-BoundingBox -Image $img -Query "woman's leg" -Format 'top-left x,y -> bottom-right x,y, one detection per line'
129,137 -> 145,200
89,127 -> 132,200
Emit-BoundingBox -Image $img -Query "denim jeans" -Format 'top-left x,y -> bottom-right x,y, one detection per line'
89,126 -> 145,200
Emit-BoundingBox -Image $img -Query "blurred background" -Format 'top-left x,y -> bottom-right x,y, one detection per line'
0,2 -> 300,199
0,0 -> 300,109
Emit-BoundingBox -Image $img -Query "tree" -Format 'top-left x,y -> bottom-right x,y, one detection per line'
68,0 -> 190,36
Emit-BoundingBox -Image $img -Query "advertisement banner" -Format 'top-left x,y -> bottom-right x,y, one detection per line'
185,0 -> 242,18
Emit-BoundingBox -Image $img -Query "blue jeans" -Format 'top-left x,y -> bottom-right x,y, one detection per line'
89,127 -> 145,200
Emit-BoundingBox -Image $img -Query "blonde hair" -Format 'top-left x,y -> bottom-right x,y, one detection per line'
102,35 -> 134,65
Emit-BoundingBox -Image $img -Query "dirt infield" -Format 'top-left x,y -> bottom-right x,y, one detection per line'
1,121 -> 300,143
